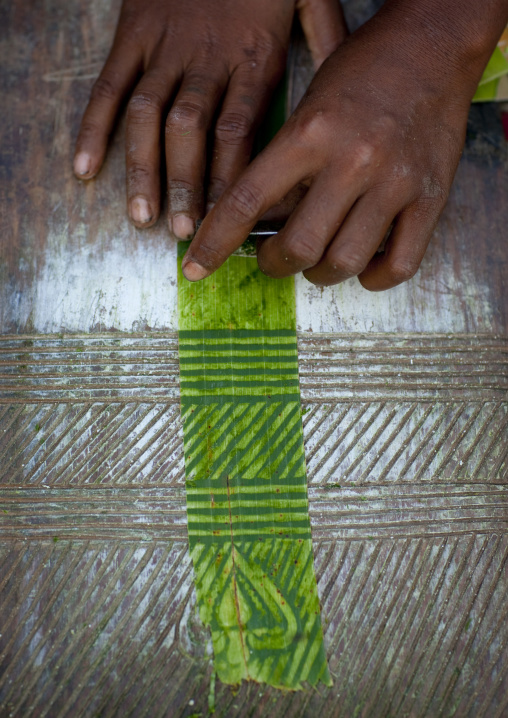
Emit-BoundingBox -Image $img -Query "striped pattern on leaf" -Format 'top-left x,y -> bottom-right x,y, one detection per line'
179,329 -> 299,397
191,538 -> 329,688
181,398 -> 306,481
177,243 -> 331,690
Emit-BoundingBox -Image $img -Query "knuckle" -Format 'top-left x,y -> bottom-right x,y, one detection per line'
168,179 -> 196,209
420,175 -> 447,205
208,175 -> 228,193
127,161 -> 151,187
168,178 -> 195,193
295,111 -> 330,148
193,241 -> 223,270
181,66 -> 209,87
127,91 -> 164,120
386,258 -> 419,284
166,101 -> 207,134
117,15 -> 142,46
78,120 -> 101,140
350,140 -> 377,171
330,250 -> 368,278
283,232 -> 323,268
215,112 -> 253,145
207,176 -> 228,202
167,180 -> 197,212
224,181 -> 263,224
242,30 -> 282,65
90,76 -> 119,103
373,112 -> 399,139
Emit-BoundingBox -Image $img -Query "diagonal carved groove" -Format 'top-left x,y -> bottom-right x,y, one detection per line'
412,403 -> 468,482
399,534 -> 491,715
77,402 -> 166,485
8,404 -> 86,484
437,540 -> 508,716
1,332 -> 507,714
105,404 -> 178,485
28,403 -> 99,485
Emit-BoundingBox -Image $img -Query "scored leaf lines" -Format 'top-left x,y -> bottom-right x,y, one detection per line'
182,399 -> 305,481
226,473 -> 251,680
178,252 -> 329,690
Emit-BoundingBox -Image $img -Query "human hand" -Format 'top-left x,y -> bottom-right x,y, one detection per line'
73,0 -> 347,237
182,0 -> 508,290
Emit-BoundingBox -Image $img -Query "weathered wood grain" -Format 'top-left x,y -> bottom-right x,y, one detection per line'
0,0 -> 507,715
1,0 -> 508,334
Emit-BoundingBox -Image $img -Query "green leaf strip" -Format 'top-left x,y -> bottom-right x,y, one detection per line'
177,242 -> 331,690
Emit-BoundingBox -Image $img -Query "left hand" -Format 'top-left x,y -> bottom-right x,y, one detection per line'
73,0 -> 347,237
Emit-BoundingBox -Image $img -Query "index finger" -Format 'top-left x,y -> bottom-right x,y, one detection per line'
181,135 -> 311,281
74,39 -> 142,179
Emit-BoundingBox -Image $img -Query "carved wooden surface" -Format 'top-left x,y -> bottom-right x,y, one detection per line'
0,0 -> 507,716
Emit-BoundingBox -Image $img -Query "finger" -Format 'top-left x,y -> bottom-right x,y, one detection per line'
207,58 -> 284,211
125,68 -> 177,227
165,66 -> 228,239
261,183 -> 309,222
257,170 -> 363,278
302,190 -> 401,285
358,198 -> 444,291
297,0 -> 349,69
181,133 -> 314,281
74,41 -> 142,180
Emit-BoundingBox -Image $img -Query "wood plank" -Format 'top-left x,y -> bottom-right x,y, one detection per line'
0,0 -> 507,715
1,0 -> 507,334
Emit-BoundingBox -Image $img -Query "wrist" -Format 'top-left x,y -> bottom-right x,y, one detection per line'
378,0 -> 508,95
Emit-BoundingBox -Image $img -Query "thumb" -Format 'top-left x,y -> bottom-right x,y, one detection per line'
296,0 -> 349,70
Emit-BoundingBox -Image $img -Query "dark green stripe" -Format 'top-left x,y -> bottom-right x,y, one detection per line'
180,354 -> 298,365
258,422 -> 305,476
188,522 -> 311,533
182,400 -> 239,447
253,410 -> 304,475
185,402 -> 267,475
180,367 -> 299,377
222,404 -> 301,478
181,393 -> 300,407
179,329 -> 296,338
179,342 -> 297,352
189,532 -> 312,546
180,379 -> 298,390
188,523 -> 311,535
282,542 -> 313,597
185,472 -> 307,491
205,401 -> 283,477
187,505 -> 310,519
207,401 -> 301,479
282,614 -> 324,685
187,490 -> 309,503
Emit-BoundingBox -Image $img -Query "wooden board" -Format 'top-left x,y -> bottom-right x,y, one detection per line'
0,0 -> 507,715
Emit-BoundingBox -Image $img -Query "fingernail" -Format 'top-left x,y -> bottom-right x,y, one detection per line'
172,214 -> 195,239
130,197 -> 153,224
181,259 -> 209,282
74,152 -> 91,176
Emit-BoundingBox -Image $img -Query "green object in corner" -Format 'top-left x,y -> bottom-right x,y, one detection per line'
473,45 -> 508,102
177,242 -> 331,690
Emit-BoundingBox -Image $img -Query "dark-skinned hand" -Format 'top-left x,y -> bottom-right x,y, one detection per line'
73,0 -> 347,238
182,0 -> 508,290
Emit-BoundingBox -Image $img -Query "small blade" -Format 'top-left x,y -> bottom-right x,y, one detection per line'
195,219 -> 284,238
